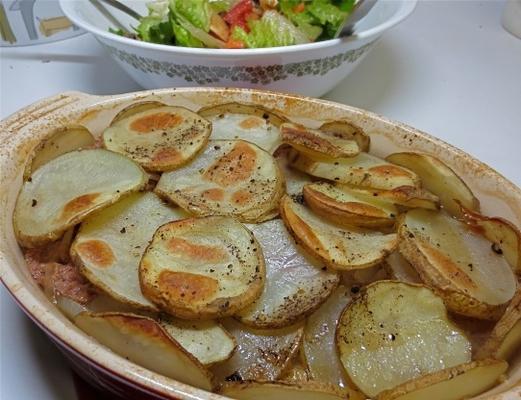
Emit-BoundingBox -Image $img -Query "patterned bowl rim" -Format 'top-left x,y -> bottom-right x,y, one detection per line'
59,0 -> 417,57
1,87 -> 520,400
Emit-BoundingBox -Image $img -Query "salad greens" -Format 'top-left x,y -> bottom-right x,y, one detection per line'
113,0 -> 355,49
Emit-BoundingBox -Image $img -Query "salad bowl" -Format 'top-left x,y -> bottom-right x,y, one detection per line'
60,0 -> 416,97
1,87 -> 521,399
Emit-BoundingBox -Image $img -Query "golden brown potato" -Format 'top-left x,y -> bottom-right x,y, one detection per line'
386,152 -> 479,217
280,195 -> 397,271
281,122 -> 360,158
220,381 -> 364,400
155,140 -> 285,223
398,209 -> 517,320
198,102 -> 287,153
71,192 -> 188,310
340,185 -> 439,210
290,150 -> 419,191
14,149 -> 147,248
459,201 -> 521,276
23,124 -> 95,180
319,120 -> 370,152
139,216 -> 265,319
376,359 -> 508,400
103,104 -> 211,171
336,281 -> 471,398
74,312 -> 216,390
476,289 -> 521,361
303,182 -> 398,228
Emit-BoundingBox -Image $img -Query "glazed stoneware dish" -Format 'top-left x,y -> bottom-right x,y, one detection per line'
1,88 -> 521,400
59,0 -> 416,97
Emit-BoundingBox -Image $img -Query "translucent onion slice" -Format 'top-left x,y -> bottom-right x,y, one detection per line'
236,219 -> 339,328
303,285 -> 352,388
214,319 -> 303,383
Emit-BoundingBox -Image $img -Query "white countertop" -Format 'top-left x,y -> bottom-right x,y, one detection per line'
1,1 -> 520,399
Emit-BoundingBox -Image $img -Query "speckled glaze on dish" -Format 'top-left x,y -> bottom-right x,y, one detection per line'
0,88 -> 520,400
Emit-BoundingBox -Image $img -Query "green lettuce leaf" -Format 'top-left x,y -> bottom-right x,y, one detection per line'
170,16 -> 204,47
169,0 -> 211,31
136,16 -> 174,44
231,10 -> 309,48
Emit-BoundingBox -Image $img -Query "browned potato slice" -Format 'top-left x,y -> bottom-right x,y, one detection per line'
274,145 -> 313,196
220,381 -> 364,400
398,209 -> 517,320
376,359 -> 508,400
140,216 -> 265,319
236,219 -> 339,328
111,101 -> 167,123
303,285 -> 352,387
103,105 -> 211,171
337,281 -> 472,398
159,316 -> 236,366
342,185 -> 439,210
476,289 -> 521,361
281,122 -> 360,158
384,252 -> 422,284
320,120 -> 370,152
71,192 -> 188,310
290,150 -> 419,190
303,182 -> 398,228
155,140 -> 284,223
214,319 -> 303,382
24,124 -> 95,180
74,312 -> 215,390
280,195 -> 397,271
460,202 -> 521,275
14,149 -> 147,248
198,102 -> 287,153
386,152 -> 479,217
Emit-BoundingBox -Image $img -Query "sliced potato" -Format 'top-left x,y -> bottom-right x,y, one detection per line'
111,101 -> 167,123
398,209 -> 517,320
14,149 -> 147,248
303,182 -> 398,228
214,319 -> 303,382
460,202 -> 521,275
337,281 -> 472,398
70,192 -> 188,310
274,145 -> 313,196
280,195 -> 398,270
303,285 -> 352,387
140,216 -> 265,319
236,219 -> 339,328
281,122 -> 360,158
103,105 -> 211,171
476,289 -> 521,361
319,120 -> 370,152
198,102 -> 287,153
290,150 -> 419,190
386,152 -> 479,217
384,252 -> 422,284
342,185 -> 439,210
159,315 -> 236,366
220,381 -> 363,400
24,124 -> 95,180
155,140 -> 284,223
376,359 -> 508,400
74,312 -> 215,390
